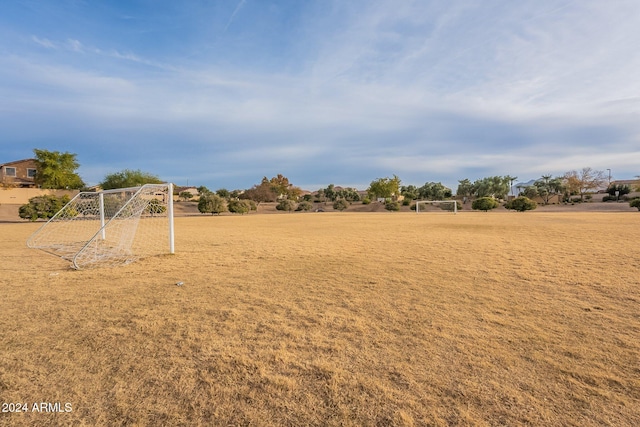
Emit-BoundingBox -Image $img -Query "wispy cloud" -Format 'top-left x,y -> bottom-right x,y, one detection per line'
224,0 -> 246,32
3,1 -> 640,189
67,38 -> 83,52
32,33 -> 174,71
31,36 -> 56,49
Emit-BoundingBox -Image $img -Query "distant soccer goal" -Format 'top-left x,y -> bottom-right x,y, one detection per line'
415,200 -> 458,214
27,183 -> 174,269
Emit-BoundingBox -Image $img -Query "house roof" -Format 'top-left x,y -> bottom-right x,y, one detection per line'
612,179 -> 639,186
175,186 -> 200,194
0,158 -> 36,167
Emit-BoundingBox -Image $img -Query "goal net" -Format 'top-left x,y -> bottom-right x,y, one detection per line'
415,200 -> 458,214
27,183 -> 174,269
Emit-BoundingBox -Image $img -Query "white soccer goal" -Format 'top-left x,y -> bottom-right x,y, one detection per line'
415,200 -> 458,214
27,183 -> 174,269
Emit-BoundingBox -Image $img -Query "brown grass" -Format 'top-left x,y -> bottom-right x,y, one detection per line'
1,212 -> 639,426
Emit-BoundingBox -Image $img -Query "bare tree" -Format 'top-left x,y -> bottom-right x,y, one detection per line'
563,168 -> 606,201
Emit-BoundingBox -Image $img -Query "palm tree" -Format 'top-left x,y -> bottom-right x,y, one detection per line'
505,175 -> 518,197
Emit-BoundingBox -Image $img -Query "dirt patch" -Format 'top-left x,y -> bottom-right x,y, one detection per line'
0,204 -> 21,222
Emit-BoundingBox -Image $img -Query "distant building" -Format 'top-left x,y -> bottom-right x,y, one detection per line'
611,179 -> 639,187
174,186 -> 200,199
0,159 -> 37,188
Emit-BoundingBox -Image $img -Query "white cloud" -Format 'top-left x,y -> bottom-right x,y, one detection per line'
304,1 -> 640,120
31,36 -> 56,49
67,38 -> 83,52
3,1 -> 640,190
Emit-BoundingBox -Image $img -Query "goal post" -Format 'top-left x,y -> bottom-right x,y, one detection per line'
27,183 -> 175,269
415,200 -> 458,214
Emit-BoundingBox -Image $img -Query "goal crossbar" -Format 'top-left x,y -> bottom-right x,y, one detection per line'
415,200 -> 457,214
27,183 -> 174,269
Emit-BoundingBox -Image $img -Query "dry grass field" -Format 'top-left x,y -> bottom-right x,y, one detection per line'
1,212 -> 639,426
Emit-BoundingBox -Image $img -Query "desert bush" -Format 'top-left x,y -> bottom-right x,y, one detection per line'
276,199 -> 296,212
333,199 -> 350,211
505,196 -> 537,212
472,197 -> 499,212
228,199 -> 251,214
402,198 -> 412,206
630,198 -> 640,211
179,191 -> 193,201
362,198 -> 371,205
146,199 -> 167,216
385,201 -> 400,211
198,193 -> 227,215
606,184 -> 631,198
296,201 -> 314,211
19,195 -> 71,221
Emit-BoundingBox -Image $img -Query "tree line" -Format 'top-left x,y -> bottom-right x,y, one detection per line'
16,149 -> 640,217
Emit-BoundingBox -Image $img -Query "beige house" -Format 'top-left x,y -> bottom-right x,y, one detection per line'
0,159 -> 80,206
175,186 -> 199,199
0,159 -> 37,188
611,179 -> 640,189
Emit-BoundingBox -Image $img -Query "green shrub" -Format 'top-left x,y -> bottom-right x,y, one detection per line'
606,184 -> 631,198
362,198 -> 371,205
402,198 -> 411,206
276,199 -> 296,212
296,201 -> 314,211
179,191 -> 193,201
19,195 -> 71,221
385,201 -> 400,211
145,199 -> 167,216
198,194 -> 226,215
471,197 -> 498,212
505,196 -> 537,212
333,199 -> 350,211
228,199 -> 251,214
630,198 -> 640,211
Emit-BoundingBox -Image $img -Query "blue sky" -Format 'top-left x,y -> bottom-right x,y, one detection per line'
1,0 -> 639,191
